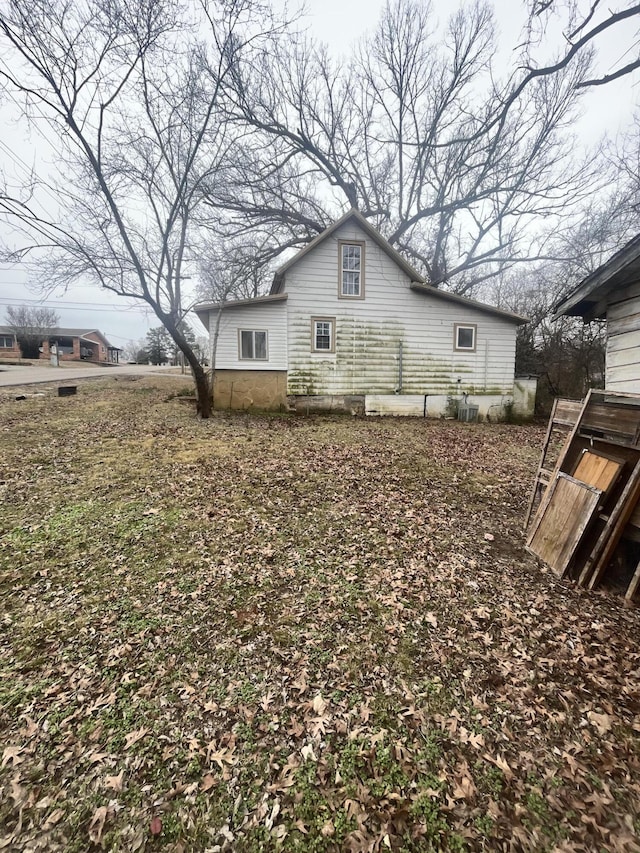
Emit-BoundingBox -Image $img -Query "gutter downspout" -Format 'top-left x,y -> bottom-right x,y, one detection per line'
395,341 -> 403,393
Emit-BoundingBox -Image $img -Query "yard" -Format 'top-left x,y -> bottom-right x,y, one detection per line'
1,376 -> 639,853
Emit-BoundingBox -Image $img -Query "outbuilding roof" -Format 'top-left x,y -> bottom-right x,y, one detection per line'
553,234 -> 640,320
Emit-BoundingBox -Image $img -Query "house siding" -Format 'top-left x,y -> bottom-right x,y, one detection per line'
82,331 -> 110,362
606,282 -> 640,392
285,222 -> 516,397
211,301 -> 287,370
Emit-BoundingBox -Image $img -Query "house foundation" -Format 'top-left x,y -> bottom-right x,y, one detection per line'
213,369 -> 288,410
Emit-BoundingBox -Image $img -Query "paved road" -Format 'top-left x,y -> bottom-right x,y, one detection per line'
0,363 -> 181,388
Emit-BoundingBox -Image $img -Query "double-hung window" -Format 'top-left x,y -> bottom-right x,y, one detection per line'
312,317 -> 335,353
239,329 -> 268,360
339,241 -> 364,298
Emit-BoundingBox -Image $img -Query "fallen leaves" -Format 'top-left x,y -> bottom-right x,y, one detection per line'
1,746 -> 25,769
88,806 -> 109,844
483,753 -> 515,781
103,770 -> 125,792
1,381 -> 640,851
123,727 -> 148,750
587,710 -> 614,735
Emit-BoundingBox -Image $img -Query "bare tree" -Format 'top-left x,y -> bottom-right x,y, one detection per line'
0,0 -> 285,417
121,338 -> 146,364
213,0 -> 600,294
523,2 -> 640,89
490,172 -> 640,410
5,304 -> 59,358
196,236 -> 273,400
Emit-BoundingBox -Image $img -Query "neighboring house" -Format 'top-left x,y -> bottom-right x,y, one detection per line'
0,327 -> 22,359
554,235 -> 640,393
0,326 -> 121,364
195,209 -> 534,417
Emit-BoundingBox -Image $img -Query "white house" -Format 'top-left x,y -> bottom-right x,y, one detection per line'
195,209 -> 533,417
554,234 -> 640,393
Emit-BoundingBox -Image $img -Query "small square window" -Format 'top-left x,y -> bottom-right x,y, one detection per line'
454,324 -> 476,351
339,242 -> 364,298
312,317 -> 335,353
239,329 -> 268,360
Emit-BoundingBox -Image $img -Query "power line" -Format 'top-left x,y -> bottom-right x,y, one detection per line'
0,294 -> 146,307
0,299 -> 153,314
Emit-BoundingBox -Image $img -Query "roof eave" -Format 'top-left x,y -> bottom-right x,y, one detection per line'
554,234 -> 640,318
410,283 -> 528,324
193,293 -> 288,327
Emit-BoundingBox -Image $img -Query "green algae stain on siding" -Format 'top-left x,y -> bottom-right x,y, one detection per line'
287,314 -> 509,396
288,316 -> 404,395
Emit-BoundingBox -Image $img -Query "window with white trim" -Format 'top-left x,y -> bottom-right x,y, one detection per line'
454,324 -> 476,352
312,317 -> 335,352
0,335 -> 13,348
239,329 -> 268,360
340,242 -> 364,297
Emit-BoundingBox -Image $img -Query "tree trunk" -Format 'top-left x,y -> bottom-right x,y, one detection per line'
164,319 -> 212,418
192,358 -> 213,418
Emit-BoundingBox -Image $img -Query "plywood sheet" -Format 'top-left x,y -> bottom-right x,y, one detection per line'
527,474 -> 602,578
573,450 -> 623,494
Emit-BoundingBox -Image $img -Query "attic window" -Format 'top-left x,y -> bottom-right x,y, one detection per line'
454,324 -> 476,352
339,241 -> 364,298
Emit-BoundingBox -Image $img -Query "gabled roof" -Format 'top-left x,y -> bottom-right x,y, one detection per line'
270,208 -> 425,292
553,234 -> 640,320
193,210 -> 528,324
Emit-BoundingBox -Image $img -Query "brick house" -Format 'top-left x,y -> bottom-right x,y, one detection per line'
0,326 -> 121,363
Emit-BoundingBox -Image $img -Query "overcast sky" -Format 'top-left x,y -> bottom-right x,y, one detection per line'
0,0 -> 638,347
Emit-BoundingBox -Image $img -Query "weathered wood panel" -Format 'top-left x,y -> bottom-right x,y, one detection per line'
607,282 -> 640,320
606,294 -> 640,391
554,398 -> 582,426
572,450 -> 623,493
608,309 -> 640,337
580,401 -> 640,440
584,459 -> 640,590
527,473 -> 602,577
606,370 -> 640,393
607,329 -> 640,353
607,346 -> 640,369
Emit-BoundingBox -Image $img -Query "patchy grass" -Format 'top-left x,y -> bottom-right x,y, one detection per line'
1,376 -> 640,852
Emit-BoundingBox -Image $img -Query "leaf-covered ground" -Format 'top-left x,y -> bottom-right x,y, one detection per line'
1,377 -> 639,853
